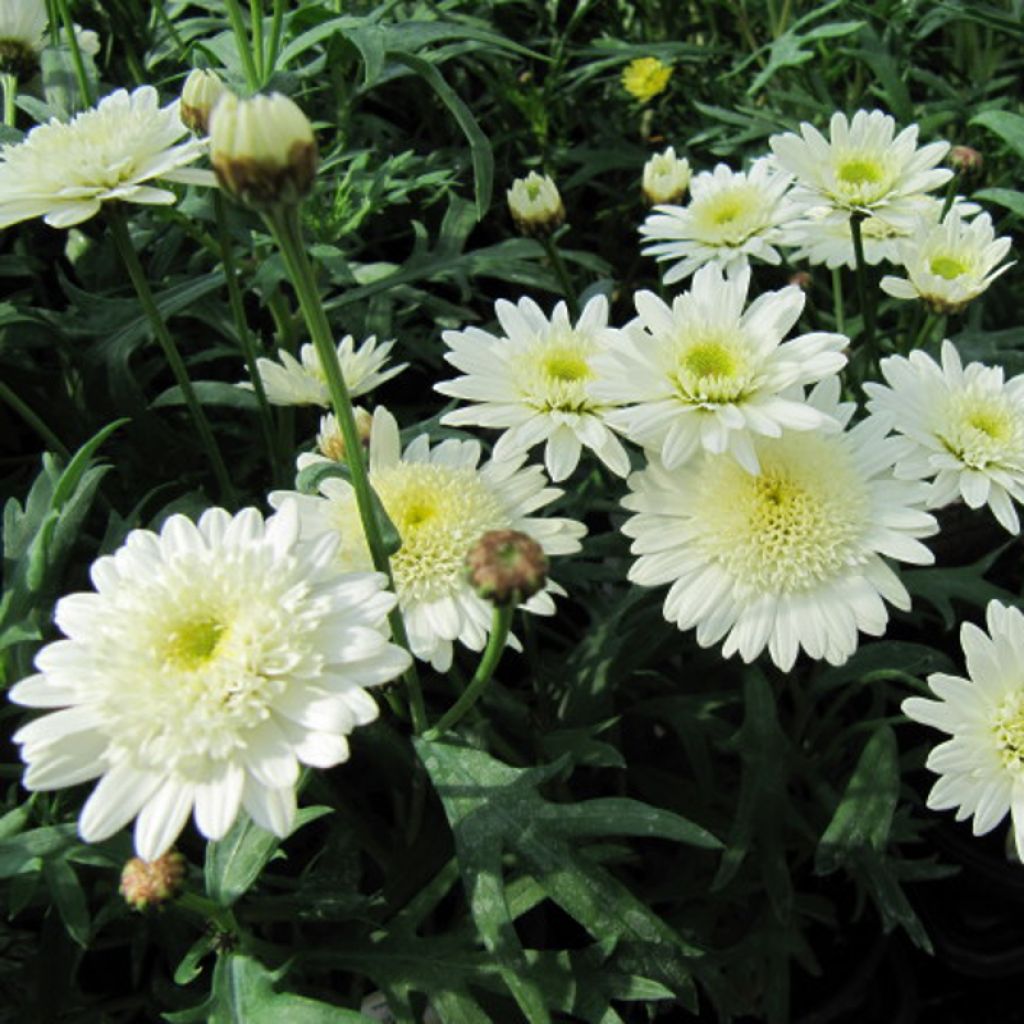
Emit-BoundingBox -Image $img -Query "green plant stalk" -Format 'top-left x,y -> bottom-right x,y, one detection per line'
264,204 -> 426,734
176,891 -> 239,934
224,0 -> 259,92
849,212 -> 877,364
831,267 -> 845,335
0,379 -> 70,459
540,235 -> 579,320
213,191 -> 278,482
54,0 -> 93,108
939,171 -> 961,222
265,0 -> 286,80
428,605 -> 514,736
107,206 -> 237,505
249,0 -> 265,84
1,73 -> 16,126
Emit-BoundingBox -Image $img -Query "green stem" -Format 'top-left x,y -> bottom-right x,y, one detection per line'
849,212 -> 877,365
213,192 -> 278,483
831,267 -> 845,335
266,0 -> 286,79
249,0 -> 265,84
427,605 -> 514,736
939,171 -> 961,222
0,379 -> 70,459
107,206 -> 236,505
264,204 -> 426,734
54,0 -> 93,108
908,310 -> 940,355
540,235 -> 579,320
224,0 -> 259,92
1,73 -> 16,126
176,891 -> 239,934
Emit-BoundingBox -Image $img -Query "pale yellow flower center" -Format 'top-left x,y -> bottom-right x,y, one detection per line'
513,331 -> 596,413
929,253 -> 970,280
163,617 -> 227,670
939,391 -> 1024,470
832,153 -> 892,205
692,186 -> 770,245
993,694 -> 1024,770
669,331 -> 752,405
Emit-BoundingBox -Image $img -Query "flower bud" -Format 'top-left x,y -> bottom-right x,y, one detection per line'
119,850 -> 186,911
180,68 -> 226,136
317,407 -> 373,462
788,270 -> 812,291
642,146 -> 691,205
209,91 -> 318,209
949,144 -> 983,177
507,171 -> 565,238
466,529 -> 548,606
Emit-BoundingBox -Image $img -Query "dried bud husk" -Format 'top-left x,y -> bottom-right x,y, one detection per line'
507,171 -> 565,238
466,529 -> 548,606
119,850 -> 186,911
949,144 -> 983,177
180,68 -> 226,136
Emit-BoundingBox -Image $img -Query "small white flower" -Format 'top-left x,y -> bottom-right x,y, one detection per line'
770,109 -> 952,220
0,86 -> 208,230
639,158 -> 793,284
507,171 -> 565,236
245,335 -> 405,407
270,407 -> 586,672
864,340 -> 1024,533
591,264 -> 848,474
622,379 -> 937,671
880,209 -> 1014,313
436,294 -> 630,482
903,600 -> 1024,859
642,146 -> 691,206
9,505 -> 411,860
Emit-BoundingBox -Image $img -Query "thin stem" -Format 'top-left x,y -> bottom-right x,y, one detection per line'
907,309 -> 939,355
249,0 -> 265,84
428,605 -> 514,736
213,192 -> 278,483
939,171 -> 960,222
539,235 -> 579,320
266,0 -> 286,79
831,267 -> 845,335
54,0 -> 93,108
849,212 -> 877,363
1,73 -> 16,126
107,206 -> 236,505
0,379 -> 70,459
223,0 -> 259,92
264,204 -> 426,733
176,891 -> 239,934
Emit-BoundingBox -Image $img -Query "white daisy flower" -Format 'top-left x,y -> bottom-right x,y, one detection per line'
591,264 -> 848,474
621,378 -> 937,671
436,294 -> 630,482
880,209 -> 1014,313
638,157 -> 793,284
270,407 -> 586,672
9,505 -> 411,861
864,340 -> 1024,533
0,86 -> 208,230
769,109 -> 952,220
903,600 -> 1024,858
244,335 -> 406,407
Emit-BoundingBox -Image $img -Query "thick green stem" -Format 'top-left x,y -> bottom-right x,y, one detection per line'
176,891 -> 239,934
265,0 -> 286,79
0,379 -> 70,459
107,206 -> 236,505
540,235 -> 579,320
831,267 -> 845,335
2,73 -> 16,126
224,0 -> 259,92
427,605 -> 514,737
54,0 -> 93,108
264,203 -> 426,733
849,212 -> 877,367
249,0 -> 265,84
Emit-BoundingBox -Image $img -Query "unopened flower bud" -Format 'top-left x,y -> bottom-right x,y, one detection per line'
209,91 -> 318,209
466,529 -> 548,606
949,145 -> 983,176
119,850 -> 186,911
642,146 -> 691,205
507,171 -> 565,238
789,270 -> 812,291
181,68 -> 226,136
317,407 -> 373,462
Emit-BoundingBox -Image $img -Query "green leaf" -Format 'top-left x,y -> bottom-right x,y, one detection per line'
536,798 -> 721,850
970,109 -> 1024,161
42,858 -> 91,948
973,187 -> 1024,219
903,544 -> 1017,628
0,825 -> 77,878
151,382 -> 259,411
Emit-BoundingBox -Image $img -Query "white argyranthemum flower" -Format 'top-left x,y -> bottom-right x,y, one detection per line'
769,109 -> 952,221
639,158 -> 793,284
270,407 -> 586,672
9,505 -> 411,861
880,209 -> 1014,313
436,294 -> 630,482
621,378 -> 937,671
864,340 -> 1024,533
591,264 -> 848,474
903,600 -> 1024,858
0,86 -> 209,229
244,335 -> 406,407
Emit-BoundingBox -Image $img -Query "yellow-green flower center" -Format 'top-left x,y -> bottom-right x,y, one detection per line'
994,695 -> 1024,770
163,617 -> 227,671
837,159 -> 883,186
832,152 -> 892,205
692,185 -> 770,245
513,331 -> 597,413
939,391 -> 1024,470
929,253 -> 969,280
669,331 -> 752,405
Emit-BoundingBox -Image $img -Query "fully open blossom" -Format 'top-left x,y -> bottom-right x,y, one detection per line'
622,57 -> 672,103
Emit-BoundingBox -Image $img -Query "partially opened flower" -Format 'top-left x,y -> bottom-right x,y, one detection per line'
10,505 -> 411,860
507,171 -> 564,237
0,86 -> 208,229
639,158 -> 793,284
244,335 -> 405,407
903,600 -> 1024,858
880,209 -> 1013,314
642,146 -> 691,206
436,294 -> 630,481
271,407 -> 586,672
864,340 -> 1024,533
622,379 -> 937,671
592,264 -> 848,474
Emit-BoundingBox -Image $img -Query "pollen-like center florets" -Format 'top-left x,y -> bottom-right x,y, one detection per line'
993,694 -> 1024,771
691,434 -> 870,593
162,617 -> 227,670
833,153 -> 892,204
940,391 -> 1024,469
929,253 -> 971,280
692,186 -> 769,243
513,331 -> 596,413
669,331 -> 753,404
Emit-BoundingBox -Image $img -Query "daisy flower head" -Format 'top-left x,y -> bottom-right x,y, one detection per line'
621,378 -> 937,671
245,334 -> 406,407
436,294 -> 631,482
880,209 -> 1014,314
639,158 -> 793,284
642,146 -> 691,206
621,57 -> 672,103
591,263 -> 848,474
507,171 -> 565,238
769,109 -> 952,220
9,505 -> 411,861
864,340 -> 1024,533
271,407 -> 586,672
902,600 -> 1024,858
0,86 -> 208,230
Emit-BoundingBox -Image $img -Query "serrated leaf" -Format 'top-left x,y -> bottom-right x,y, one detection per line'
904,545 -> 1017,628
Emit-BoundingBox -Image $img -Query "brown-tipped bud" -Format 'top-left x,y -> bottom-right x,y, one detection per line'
949,145 -> 983,176
317,407 -> 373,462
0,39 -> 37,79
209,91 -> 318,209
119,851 -> 186,911
789,270 -> 812,291
507,171 -> 565,238
466,529 -> 548,606
180,68 -> 226,136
